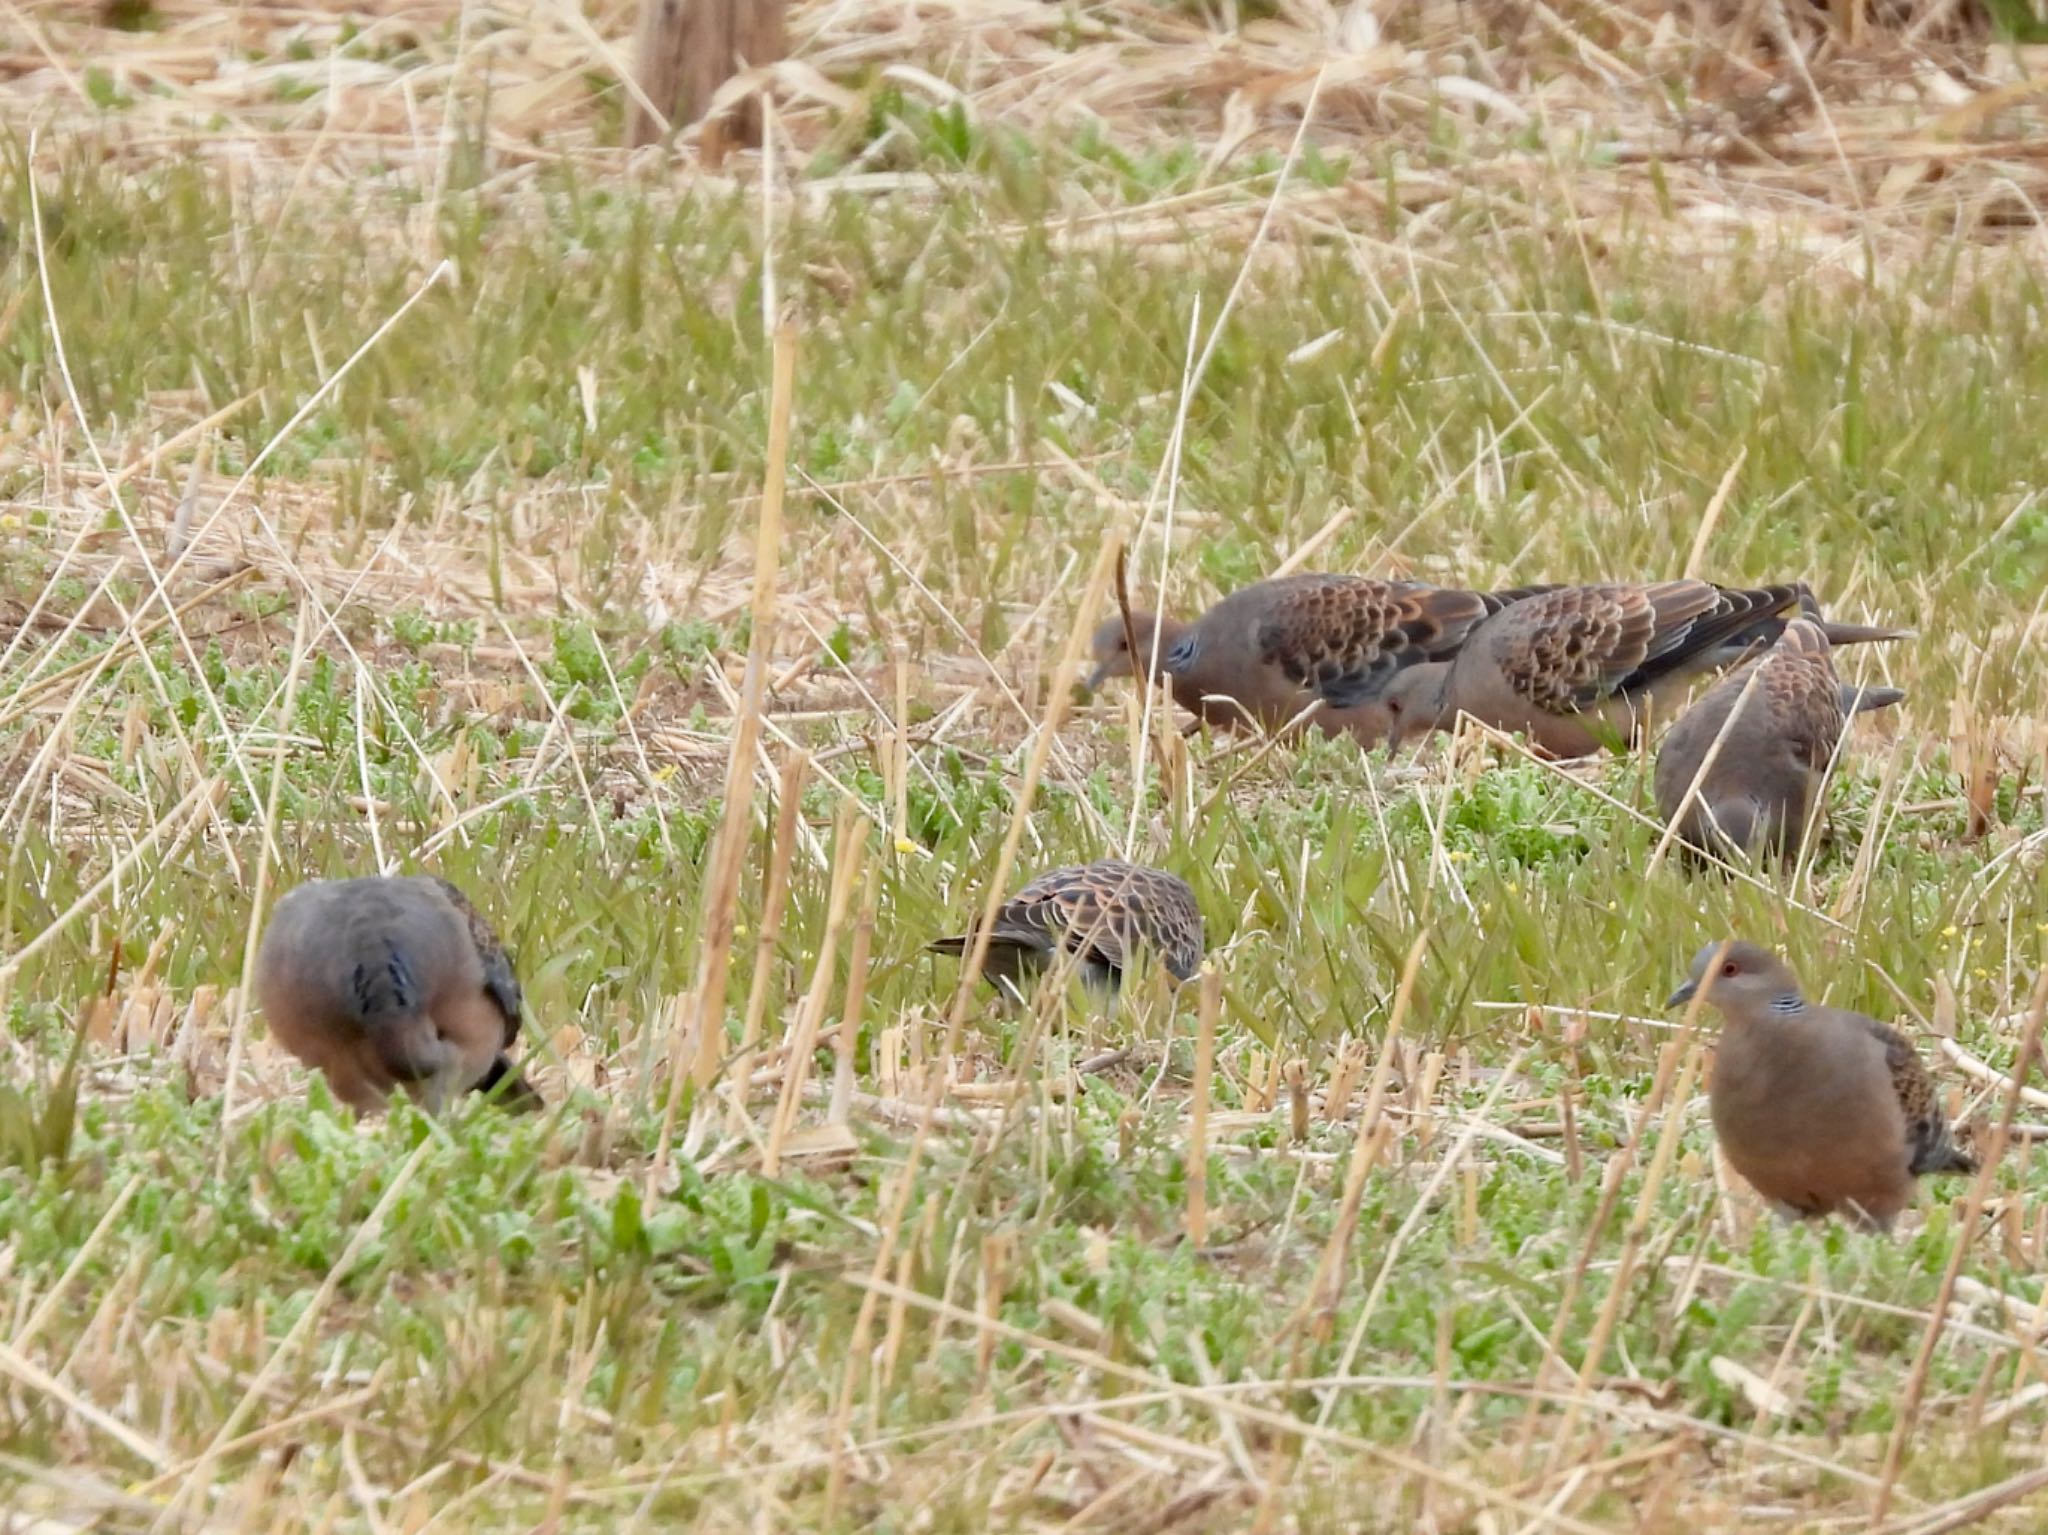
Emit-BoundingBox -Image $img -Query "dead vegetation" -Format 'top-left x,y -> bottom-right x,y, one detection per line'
5,2 -> 2048,1532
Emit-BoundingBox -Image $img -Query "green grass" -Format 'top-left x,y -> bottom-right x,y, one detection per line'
5,101 -> 2048,1531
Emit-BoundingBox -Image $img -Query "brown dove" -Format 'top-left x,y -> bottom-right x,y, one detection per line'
1654,617 -> 1904,860
1667,940 -> 1975,1233
1379,580 -> 1902,758
928,860 -> 1203,1000
1086,574 -> 1555,746
255,875 -> 538,1114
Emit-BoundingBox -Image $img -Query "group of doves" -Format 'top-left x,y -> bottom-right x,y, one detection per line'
253,568 -> 1976,1238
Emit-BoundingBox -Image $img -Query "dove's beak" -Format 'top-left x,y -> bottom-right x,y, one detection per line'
1083,662 -> 1111,693
1665,979 -> 1699,1009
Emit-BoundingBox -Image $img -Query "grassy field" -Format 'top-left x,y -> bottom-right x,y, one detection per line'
9,2 -> 2048,1529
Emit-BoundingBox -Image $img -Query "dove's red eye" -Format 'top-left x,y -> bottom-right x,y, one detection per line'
1722,961 -> 1739,977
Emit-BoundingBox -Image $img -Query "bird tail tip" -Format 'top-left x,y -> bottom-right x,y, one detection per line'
474,1055 -> 543,1112
1822,620 -> 1913,646
1921,1139 -> 1978,1177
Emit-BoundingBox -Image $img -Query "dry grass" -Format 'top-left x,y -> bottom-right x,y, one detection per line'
6,0 -> 2048,243
6,0 -> 2048,1531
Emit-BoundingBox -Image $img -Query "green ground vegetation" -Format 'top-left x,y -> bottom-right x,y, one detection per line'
4,99 -> 2048,1530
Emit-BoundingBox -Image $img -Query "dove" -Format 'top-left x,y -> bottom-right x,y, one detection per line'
1668,940 -> 1975,1232
1379,580 -> 1903,758
928,860 -> 1203,1000
1654,617 -> 1903,860
255,875 -> 538,1114
1086,574 -> 1555,746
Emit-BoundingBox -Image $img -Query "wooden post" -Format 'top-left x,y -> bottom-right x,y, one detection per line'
626,0 -> 788,153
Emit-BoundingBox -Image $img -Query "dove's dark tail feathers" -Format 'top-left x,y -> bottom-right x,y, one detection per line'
927,932 -> 1043,1004
1840,683 -> 1906,715
1817,618 -> 1912,646
1792,583 -> 1912,646
472,1055 -> 543,1111
1911,1128 -> 1978,1179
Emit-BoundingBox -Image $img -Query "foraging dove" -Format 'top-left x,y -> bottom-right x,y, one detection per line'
1086,574 -> 1555,746
1667,940 -> 1975,1233
1379,580 -> 1902,758
255,875 -> 538,1114
1654,617 -> 1904,860
928,860 -> 1203,1000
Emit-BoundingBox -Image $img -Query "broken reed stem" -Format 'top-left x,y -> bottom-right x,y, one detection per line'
1560,1038 -> 1585,1183
651,321 -> 796,1189
1187,966 -> 1222,1248
729,753 -> 810,1114
764,806 -> 867,1177
1739,1256 -> 1822,1479
1295,932 -> 1428,1331
1122,296 -> 1201,860
1873,966 -> 2048,1520
1832,737 -> 1912,923
1124,91 -> 1342,822
1682,444 -> 1746,579
872,1197 -> 933,1408
1937,1037 -> 2048,1112
696,319 -> 798,1089
1272,504 -> 1354,579
1315,1047 -> 1532,1432
974,1233 -> 1009,1385
759,93 -> 778,334
1113,544 -> 1174,827
214,598 -> 313,1170
829,874 -> 880,1127
1511,981 -> 1715,1476
353,684 -> 389,873
825,530 -> 1127,1524
891,644 -> 911,847
1544,1008 -> 1710,1471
